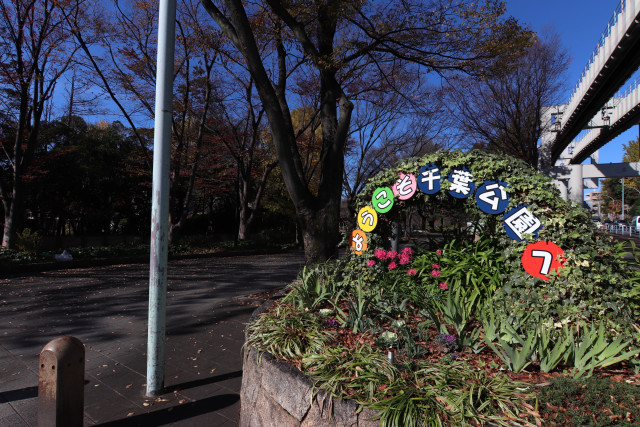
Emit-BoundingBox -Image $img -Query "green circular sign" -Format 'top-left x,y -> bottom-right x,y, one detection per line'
372,187 -> 394,213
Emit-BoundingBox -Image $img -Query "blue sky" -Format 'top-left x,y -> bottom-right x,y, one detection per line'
507,0 -> 638,165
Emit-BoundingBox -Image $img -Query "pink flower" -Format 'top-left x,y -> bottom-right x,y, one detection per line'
439,282 -> 449,290
367,260 -> 376,267
388,262 -> 397,270
431,270 -> 441,277
436,249 -> 442,255
401,247 -> 413,257
399,254 -> 411,265
374,249 -> 387,260
407,269 -> 417,275
432,263 -> 440,269
387,251 -> 398,259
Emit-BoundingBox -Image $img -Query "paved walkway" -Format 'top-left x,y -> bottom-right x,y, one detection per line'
0,251 -> 305,426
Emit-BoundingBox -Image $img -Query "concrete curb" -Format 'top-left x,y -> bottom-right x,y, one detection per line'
239,300 -> 380,427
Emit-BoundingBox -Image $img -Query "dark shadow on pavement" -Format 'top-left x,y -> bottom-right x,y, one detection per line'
166,370 -> 243,393
96,394 -> 240,427
0,385 -> 38,403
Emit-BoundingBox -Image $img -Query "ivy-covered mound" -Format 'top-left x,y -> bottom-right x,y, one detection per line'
247,150 -> 640,426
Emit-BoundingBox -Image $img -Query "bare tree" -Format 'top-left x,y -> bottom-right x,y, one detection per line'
343,88 -> 449,217
200,0 -> 531,264
0,0 -> 79,247
446,32 -> 568,168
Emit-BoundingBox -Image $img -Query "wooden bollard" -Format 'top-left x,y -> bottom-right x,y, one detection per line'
38,336 -> 85,427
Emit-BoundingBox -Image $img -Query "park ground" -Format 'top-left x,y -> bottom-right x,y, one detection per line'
0,250 -> 304,426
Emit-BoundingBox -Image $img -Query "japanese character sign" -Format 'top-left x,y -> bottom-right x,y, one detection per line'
521,241 -> 565,281
350,229 -> 368,255
392,173 -> 417,200
357,206 -> 378,232
372,187 -> 394,213
417,163 -> 441,194
447,167 -> 475,199
475,180 -> 510,214
503,205 -> 542,241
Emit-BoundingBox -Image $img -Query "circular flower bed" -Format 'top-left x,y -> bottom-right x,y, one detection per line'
243,150 -> 640,426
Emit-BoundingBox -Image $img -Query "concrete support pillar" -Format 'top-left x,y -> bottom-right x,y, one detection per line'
568,164 -> 584,205
553,179 -> 568,201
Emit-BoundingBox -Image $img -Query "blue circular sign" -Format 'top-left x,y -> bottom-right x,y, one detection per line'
503,204 -> 542,241
475,180 -> 510,214
417,163 -> 441,194
447,167 -> 475,199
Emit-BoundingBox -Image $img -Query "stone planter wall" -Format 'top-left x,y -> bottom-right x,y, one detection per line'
239,301 -> 381,427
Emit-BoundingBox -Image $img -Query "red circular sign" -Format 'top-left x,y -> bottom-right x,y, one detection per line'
521,241 -> 565,281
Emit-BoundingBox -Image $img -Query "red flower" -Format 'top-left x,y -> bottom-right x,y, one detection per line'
436,249 -> 442,255
431,270 -> 441,277
432,263 -> 440,269
374,248 -> 387,260
439,282 -> 449,290
401,247 -> 414,257
388,262 -> 398,270
367,260 -> 376,267
387,251 -> 398,259
399,254 -> 411,265
407,269 -> 417,275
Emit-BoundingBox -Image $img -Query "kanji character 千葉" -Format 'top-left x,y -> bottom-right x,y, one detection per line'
447,167 -> 475,198
417,163 -> 441,194
503,205 -> 542,241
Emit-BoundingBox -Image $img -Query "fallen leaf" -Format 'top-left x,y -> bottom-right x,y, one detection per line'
125,384 -> 132,389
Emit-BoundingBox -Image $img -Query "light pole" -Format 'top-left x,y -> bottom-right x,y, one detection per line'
621,178 -> 625,220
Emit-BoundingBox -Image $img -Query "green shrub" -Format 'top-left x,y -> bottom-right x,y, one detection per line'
537,376 -> 640,426
16,228 -> 40,253
357,149 -> 640,338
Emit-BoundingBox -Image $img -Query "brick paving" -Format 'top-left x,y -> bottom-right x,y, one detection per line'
0,250 -> 304,426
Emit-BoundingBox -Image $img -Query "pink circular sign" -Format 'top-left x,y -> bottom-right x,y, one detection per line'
392,173 -> 417,200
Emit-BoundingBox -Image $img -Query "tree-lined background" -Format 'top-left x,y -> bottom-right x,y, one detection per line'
0,0 -> 569,263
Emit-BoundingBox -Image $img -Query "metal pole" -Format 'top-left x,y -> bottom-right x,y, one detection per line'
147,0 -> 176,397
621,178 -> 625,220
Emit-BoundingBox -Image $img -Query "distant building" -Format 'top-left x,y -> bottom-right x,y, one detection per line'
585,191 -> 629,219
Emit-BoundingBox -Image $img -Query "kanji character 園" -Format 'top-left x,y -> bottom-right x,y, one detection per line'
503,205 -> 542,241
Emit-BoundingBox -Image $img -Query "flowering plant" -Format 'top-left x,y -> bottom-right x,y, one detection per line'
368,246 -> 415,273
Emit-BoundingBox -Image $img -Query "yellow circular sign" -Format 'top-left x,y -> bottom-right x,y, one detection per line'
357,206 -> 378,232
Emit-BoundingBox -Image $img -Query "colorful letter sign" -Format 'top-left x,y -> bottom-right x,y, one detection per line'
417,163 -> 441,194
358,206 -> 378,232
392,173 -> 417,200
372,187 -> 394,213
349,159 -> 587,282
503,205 -> 542,241
475,180 -> 510,214
521,241 -> 565,281
447,167 -> 475,199
350,229 -> 368,255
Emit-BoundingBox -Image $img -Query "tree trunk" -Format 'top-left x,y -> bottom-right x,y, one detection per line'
237,205 -> 249,240
299,198 -> 340,265
1,182 -> 23,248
